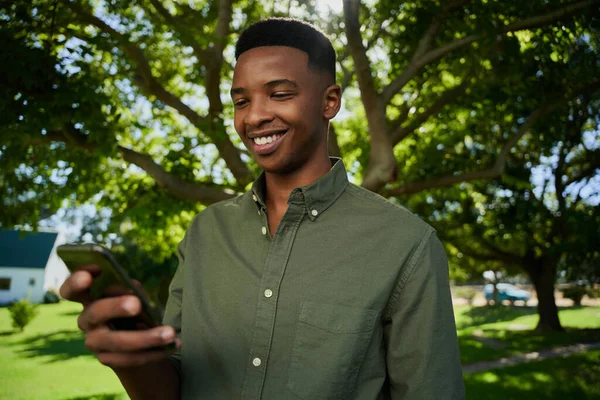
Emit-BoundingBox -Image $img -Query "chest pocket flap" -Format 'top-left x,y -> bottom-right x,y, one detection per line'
286,301 -> 379,400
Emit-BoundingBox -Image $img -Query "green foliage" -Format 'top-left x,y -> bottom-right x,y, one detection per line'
561,285 -> 591,306
110,239 -> 179,306
8,298 -> 39,332
0,0 -> 598,331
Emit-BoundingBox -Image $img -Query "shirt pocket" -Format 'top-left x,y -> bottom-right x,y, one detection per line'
285,301 -> 379,400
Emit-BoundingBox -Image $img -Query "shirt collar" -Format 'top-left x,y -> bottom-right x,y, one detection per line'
251,157 -> 348,221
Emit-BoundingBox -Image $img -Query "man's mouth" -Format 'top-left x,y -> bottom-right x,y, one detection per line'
249,130 -> 288,155
252,132 -> 284,145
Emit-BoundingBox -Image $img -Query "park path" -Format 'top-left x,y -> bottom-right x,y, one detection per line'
462,342 -> 600,374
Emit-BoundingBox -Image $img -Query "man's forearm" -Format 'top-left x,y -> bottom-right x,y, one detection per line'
113,359 -> 180,400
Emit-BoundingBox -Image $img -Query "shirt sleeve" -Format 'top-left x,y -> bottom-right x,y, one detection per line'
162,233 -> 188,374
382,230 -> 465,399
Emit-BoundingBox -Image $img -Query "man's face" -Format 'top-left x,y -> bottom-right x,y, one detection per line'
231,46 -> 333,174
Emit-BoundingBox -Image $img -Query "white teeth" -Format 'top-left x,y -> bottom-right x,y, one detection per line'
253,134 -> 282,145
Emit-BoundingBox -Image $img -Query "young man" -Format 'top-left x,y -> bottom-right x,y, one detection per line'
60,18 -> 465,399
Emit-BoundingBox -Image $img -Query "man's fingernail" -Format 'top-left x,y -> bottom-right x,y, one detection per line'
122,298 -> 136,313
161,328 -> 174,341
73,273 -> 86,286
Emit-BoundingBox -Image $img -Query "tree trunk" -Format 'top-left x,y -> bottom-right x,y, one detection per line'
528,260 -> 564,332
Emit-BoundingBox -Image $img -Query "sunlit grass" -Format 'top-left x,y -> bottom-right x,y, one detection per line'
0,302 -> 127,400
465,350 -> 600,399
455,305 -> 600,364
1,300 -> 598,399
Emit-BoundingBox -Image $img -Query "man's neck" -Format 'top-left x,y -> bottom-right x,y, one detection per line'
264,156 -> 332,212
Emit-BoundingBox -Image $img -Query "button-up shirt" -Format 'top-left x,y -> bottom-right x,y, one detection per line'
163,158 -> 465,399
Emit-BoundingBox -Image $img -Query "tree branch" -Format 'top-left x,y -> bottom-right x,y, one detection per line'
147,0 -> 209,64
384,78 -> 600,197
413,0 -> 472,60
342,0 -> 381,119
68,3 -> 252,184
344,0 -> 398,190
29,128 -> 237,204
381,0 -> 598,105
118,147 -> 237,203
204,0 -> 232,114
480,236 -> 526,266
390,75 -> 472,145
452,239 -> 523,266
384,104 -> 555,196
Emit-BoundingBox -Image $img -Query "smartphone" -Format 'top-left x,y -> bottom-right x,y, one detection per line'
57,243 -> 166,333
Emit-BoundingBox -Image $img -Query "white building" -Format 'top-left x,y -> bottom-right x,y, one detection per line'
0,230 -> 70,304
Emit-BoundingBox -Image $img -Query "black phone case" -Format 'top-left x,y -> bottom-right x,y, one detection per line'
56,244 -> 164,329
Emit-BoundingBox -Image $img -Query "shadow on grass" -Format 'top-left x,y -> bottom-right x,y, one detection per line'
60,310 -> 82,317
459,336 -> 507,365
460,327 -> 600,364
61,394 -> 125,400
464,350 -> 600,399
486,327 -> 600,350
456,305 -> 538,330
14,329 -> 93,363
0,330 -> 15,336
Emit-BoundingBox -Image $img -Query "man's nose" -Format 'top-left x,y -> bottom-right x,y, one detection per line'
245,99 -> 275,127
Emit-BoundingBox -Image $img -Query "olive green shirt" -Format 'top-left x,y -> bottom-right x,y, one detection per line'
163,158 -> 465,400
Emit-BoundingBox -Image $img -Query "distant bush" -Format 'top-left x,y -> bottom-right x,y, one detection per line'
43,290 -> 60,304
8,299 -> 39,332
454,287 -> 478,305
561,285 -> 590,306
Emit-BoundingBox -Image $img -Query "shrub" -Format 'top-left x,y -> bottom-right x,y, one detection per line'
561,285 -> 589,306
8,298 -> 39,332
454,287 -> 478,305
43,290 -> 60,304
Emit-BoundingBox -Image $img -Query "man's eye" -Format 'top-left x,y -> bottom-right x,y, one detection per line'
234,99 -> 248,107
272,92 -> 293,100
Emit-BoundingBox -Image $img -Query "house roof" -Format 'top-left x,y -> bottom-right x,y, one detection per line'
0,230 -> 58,269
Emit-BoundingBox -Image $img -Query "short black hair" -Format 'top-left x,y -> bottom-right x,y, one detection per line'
235,18 -> 336,82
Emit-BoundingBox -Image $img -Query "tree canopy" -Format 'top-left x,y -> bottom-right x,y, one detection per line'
1,0 -> 599,330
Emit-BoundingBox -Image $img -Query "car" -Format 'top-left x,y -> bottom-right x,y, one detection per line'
483,283 -> 531,305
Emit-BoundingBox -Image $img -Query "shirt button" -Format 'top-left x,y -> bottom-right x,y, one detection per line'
264,289 -> 273,298
311,209 -> 318,217
252,194 -> 257,202
252,357 -> 262,367
261,226 -> 267,235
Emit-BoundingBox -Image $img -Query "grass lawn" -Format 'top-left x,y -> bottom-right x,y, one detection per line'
1,301 -> 598,399
455,305 -> 600,364
0,301 -> 127,400
464,349 -> 600,399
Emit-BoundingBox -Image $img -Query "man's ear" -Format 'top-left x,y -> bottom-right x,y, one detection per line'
323,84 -> 342,120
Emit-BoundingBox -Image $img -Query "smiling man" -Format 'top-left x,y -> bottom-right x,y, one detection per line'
60,18 -> 464,400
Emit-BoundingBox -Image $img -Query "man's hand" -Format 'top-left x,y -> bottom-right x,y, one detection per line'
59,267 -> 181,368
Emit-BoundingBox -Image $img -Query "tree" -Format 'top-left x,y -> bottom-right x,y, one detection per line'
412,92 -> 600,331
1,0 -> 598,330
9,298 -> 39,332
